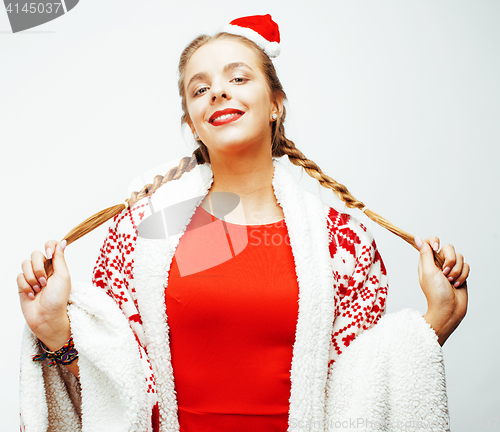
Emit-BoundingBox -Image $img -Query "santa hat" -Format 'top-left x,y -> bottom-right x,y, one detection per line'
221,14 -> 281,58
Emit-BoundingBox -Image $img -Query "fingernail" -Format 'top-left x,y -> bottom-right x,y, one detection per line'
46,247 -> 52,259
415,236 -> 423,250
33,285 -> 40,293
28,292 -> 35,300
443,267 -> 451,276
39,277 -> 47,287
433,242 -> 439,251
61,240 -> 67,251
448,276 -> 454,282
454,280 -> 461,287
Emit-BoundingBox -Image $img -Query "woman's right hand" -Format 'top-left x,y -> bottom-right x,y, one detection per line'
17,239 -> 72,351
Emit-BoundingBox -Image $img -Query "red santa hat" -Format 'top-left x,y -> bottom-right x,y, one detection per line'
221,14 -> 281,58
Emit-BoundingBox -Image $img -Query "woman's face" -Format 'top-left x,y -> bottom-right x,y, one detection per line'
184,39 -> 279,159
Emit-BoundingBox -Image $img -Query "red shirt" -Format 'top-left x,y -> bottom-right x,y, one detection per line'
165,205 -> 299,431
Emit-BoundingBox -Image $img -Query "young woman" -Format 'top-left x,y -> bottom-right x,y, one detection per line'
18,15 -> 468,432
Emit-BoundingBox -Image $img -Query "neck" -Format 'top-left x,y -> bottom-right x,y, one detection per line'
201,148 -> 284,225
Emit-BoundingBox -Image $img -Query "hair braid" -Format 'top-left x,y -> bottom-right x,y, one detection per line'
277,133 -> 443,265
44,154 -> 199,274
62,154 -> 198,246
127,154 -> 198,209
281,140 -> 364,209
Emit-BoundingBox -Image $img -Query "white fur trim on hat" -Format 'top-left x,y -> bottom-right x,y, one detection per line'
221,24 -> 281,58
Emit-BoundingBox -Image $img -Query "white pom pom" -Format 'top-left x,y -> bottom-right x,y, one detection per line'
265,42 -> 281,58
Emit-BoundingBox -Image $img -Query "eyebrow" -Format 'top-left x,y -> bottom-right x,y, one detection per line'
186,62 -> 254,90
224,62 -> 253,73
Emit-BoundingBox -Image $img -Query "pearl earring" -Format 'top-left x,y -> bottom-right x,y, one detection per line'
271,113 -> 277,120
194,133 -> 199,140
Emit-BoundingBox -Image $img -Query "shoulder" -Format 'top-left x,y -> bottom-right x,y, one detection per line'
323,204 -> 375,251
323,204 -> 386,274
113,201 -> 150,236
93,202 -> 151,283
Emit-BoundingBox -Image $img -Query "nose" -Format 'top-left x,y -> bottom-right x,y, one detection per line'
210,79 -> 230,103
212,92 -> 227,102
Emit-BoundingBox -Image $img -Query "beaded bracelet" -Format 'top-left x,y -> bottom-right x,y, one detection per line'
32,336 -> 79,367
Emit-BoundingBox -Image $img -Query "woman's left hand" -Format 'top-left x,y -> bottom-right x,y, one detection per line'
415,236 -> 469,346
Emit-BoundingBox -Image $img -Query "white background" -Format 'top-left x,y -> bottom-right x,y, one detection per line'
1,1 -> 499,430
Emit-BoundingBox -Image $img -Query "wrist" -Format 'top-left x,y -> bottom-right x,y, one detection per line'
423,310 -> 455,346
33,335 -> 79,368
37,317 -> 72,352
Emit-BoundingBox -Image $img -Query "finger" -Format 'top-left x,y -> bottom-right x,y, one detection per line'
439,244 -> 456,276
415,236 -> 436,268
17,273 -> 36,300
43,239 -> 58,277
424,236 -> 441,252
21,259 -> 41,293
51,240 -> 68,275
44,239 -> 58,260
452,261 -> 469,288
447,253 -> 464,283
30,250 -> 48,288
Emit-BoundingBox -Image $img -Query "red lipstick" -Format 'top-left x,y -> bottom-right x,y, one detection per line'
209,108 -> 244,126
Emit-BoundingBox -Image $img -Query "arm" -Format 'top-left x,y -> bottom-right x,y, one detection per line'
18,208 -> 154,431
325,215 -> 454,423
17,239 -> 79,376
327,207 -> 388,363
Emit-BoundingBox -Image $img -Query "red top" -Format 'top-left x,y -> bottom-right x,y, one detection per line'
165,205 -> 299,431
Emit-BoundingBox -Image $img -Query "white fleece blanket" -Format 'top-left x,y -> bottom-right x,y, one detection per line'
19,159 -> 450,431
20,280 -> 449,431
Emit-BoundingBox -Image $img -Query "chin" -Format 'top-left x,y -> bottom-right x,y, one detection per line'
207,133 -> 250,150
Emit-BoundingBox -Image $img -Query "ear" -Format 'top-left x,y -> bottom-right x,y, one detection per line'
272,92 -> 284,118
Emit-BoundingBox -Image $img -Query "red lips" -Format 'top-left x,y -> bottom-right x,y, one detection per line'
209,108 -> 245,126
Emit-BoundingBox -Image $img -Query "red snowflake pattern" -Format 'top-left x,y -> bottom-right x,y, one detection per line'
327,206 -> 388,363
91,201 -> 158,428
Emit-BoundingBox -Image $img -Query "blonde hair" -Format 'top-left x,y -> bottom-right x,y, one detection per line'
51,32 -> 441,273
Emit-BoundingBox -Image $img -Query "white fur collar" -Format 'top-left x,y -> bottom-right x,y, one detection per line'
133,157 -> 336,430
